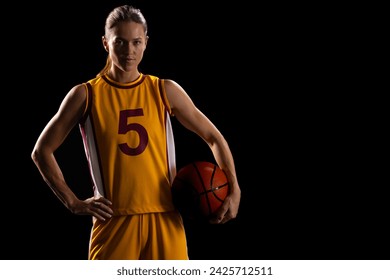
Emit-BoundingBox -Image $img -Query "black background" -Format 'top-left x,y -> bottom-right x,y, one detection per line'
2,1 -> 387,260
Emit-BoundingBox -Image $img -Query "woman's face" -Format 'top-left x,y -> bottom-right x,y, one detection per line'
104,21 -> 148,74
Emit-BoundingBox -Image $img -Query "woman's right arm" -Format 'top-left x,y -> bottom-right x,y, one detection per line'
31,84 -> 113,221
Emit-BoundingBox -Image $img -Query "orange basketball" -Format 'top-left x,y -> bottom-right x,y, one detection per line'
172,161 -> 230,220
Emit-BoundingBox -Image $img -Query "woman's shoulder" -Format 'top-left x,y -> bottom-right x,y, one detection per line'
142,73 -> 160,81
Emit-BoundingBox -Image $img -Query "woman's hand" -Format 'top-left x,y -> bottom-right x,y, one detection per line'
209,186 -> 241,224
69,196 -> 113,222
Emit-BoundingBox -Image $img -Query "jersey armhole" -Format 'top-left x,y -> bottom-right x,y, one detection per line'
158,79 -> 174,116
79,82 -> 92,124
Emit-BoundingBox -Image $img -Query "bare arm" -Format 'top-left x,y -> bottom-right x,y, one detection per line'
165,79 -> 241,224
31,84 -> 113,221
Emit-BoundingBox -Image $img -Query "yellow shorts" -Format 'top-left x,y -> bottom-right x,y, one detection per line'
88,211 -> 188,260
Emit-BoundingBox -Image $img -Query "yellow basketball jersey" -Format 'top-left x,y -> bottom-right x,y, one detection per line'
79,74 -> 176,215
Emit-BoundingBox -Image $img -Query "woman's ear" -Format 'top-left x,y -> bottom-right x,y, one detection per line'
145,35 -> 149,47
102,36 -> 109,52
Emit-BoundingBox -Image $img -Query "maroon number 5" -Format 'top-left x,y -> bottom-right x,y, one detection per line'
118,109 -> 149,156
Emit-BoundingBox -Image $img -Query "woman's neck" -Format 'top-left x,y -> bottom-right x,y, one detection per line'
107,69 -> 141,84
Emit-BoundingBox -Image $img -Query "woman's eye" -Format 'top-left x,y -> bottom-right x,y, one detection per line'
114,40 -> 125,46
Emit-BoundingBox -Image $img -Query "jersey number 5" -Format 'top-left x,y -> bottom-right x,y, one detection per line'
118,109 -> 148,156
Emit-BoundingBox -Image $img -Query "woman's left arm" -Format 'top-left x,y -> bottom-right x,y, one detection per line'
165,79 -> 241,224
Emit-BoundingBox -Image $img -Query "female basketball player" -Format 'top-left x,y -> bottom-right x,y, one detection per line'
31,4 -> 241,260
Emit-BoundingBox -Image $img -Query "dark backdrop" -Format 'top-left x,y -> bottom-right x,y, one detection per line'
2,1 -> 387,260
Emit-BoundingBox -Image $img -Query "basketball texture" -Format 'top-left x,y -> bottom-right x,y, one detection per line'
172,161 -> 230,220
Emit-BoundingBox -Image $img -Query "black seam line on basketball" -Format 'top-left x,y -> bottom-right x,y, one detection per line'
198,183 -> 229,194
199,191 -> 225,202
210,165 -> 223,209
208,164 -> 218,212
199,184 -> 228,202
194,162 -> 213,213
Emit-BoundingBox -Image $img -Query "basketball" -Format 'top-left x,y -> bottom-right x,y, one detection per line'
171,161 -> 230,220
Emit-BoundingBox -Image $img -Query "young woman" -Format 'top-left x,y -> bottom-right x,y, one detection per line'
31,4 -> 241,260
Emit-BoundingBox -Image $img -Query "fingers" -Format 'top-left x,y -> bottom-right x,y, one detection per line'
95,196 -> 113,206
208,195 -> 239,224
209,212 -> 232,224
209,198 -> 231,224
89,198 -> 113,222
